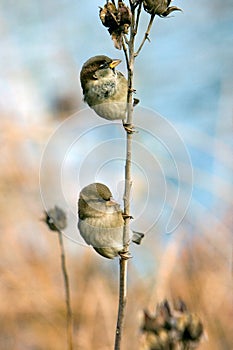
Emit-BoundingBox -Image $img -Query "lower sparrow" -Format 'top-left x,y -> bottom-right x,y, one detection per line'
78,183 -> 144,259
80,55 -> 128,121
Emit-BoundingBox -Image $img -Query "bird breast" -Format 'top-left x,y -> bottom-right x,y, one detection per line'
81,214 -> 123,229
85,76 -> 117,104
78,215 -> 124,250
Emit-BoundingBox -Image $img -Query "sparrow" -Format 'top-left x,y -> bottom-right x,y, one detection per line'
78,183 -> 144,259
80,55 -> 128,121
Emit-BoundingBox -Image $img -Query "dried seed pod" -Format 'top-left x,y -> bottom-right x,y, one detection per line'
186,314 -> 204,341
44,206 -> 67,231
99,2 -> 118,29
143,0 -> 181,17
117,1 -> 132,27
142,310 -> 161,333
141,300 -> 204,350
111,30 -> 124,50
99,1 -> 132,49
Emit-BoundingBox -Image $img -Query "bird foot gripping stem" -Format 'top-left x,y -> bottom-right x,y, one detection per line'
119,250 -> 132,260
123,123 -> 137,134
122,214 -> 134,220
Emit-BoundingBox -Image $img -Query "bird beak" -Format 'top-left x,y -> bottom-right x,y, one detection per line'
109,59 -> 121,69
106,197 -> 117,206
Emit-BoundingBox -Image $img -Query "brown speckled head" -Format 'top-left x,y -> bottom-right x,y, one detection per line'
78,183 -> 114,220
80,55 -> 113,92
80,183 -> 112,202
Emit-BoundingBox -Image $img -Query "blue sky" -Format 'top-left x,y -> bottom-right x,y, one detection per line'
1,0 -> 232,239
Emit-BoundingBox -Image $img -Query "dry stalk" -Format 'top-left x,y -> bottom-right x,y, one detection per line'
44,207 -> 73,350
57,230 -> 73,350
114,2 -> 138,349
100,1 -> 182,348
135,13 -> 155,57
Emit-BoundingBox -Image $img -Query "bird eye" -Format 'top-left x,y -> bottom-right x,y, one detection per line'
99,62 -> 109,69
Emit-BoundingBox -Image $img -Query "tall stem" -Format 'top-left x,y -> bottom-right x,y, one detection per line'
114,4 -> 136,349
58,231 -> 73,350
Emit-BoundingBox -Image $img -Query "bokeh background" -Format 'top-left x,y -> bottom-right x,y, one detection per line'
0,1 -> 232,349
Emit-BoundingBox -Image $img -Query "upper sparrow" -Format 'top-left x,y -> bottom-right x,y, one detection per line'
78,183 -> 144,259
80,55 -> 128,121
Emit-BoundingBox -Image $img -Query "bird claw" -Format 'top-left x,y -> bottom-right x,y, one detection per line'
119,251 -> 132,260
123,123 -> 137,134
122,214 -> 133,220
129,87 -> 136,93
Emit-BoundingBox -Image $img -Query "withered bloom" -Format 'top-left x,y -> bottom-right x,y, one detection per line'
99,1 -> 118,29
143,0 -> 181,17
44,206 -> 67,231
99,1 -> 132,49
142,299 -> 204,349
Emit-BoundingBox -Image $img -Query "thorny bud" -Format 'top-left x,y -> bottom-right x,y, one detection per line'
143,0 -> 182,17
99,1 -> 132,49
44,206 -> 67,232
141,299 -> 204,349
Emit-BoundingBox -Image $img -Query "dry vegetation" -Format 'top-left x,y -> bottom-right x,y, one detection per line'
0,116 -> 232,349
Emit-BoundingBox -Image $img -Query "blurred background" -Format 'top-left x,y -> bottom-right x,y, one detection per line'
0,0 -> 232,349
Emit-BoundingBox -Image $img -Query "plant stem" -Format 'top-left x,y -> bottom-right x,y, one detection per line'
58,230 -> 73,350
114,257 -> 128,350
135,1 -> 142,34
135,13 -> 155,56
122,38 -> 130,71
114,3 -> 136,349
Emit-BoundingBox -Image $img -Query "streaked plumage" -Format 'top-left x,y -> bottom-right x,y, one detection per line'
78,183 -> 143,259
80,55 -> 128,121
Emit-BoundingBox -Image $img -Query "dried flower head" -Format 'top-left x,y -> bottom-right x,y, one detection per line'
99,1 -> 118,29
99,1 -> 132,49
142,299 -> 204,349
44,206 -> 67,232
117,1 -> 132,27
143,0 -> 182,17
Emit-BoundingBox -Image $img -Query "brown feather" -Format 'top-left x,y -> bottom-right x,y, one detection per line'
80,55 -> 112,92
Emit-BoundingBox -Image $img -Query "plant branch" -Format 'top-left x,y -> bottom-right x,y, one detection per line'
114,4 -> 137,350
122,38 -> 130,71
123,33 -> 129,46
114,256 -> 128,350
135,13 -> 155,56
58,230 -> 73,350
135,1 -> 142,34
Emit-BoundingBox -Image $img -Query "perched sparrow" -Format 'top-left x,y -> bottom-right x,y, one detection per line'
80,55 -> 128,121
78,183 -> 144,259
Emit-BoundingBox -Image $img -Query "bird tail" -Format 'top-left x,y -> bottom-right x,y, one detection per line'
132,231 -> 144,245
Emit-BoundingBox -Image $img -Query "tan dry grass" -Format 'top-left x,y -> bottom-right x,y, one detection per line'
0,116 -> 232,349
